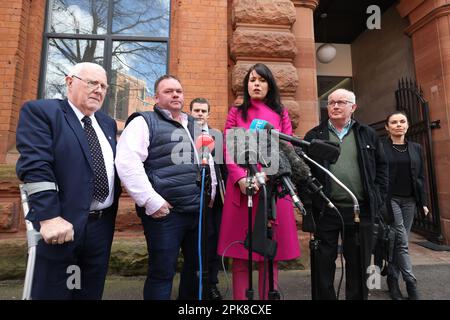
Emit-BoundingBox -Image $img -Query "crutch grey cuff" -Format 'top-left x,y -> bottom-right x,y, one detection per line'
20,182 -> 59,196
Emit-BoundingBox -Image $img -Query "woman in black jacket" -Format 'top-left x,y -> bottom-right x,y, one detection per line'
382,111 -> 429,300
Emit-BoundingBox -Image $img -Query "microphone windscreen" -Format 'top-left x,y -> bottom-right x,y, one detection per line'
308,139 -> 340,164
225,127 -> 258,167
195,133 -> 215,152
250,119 -> 270,131
279,141 -> 311,186
275,150 -> 291,178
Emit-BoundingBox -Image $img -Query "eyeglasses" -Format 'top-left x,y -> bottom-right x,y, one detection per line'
327,100 -> 353,107
72,75 -> 109,92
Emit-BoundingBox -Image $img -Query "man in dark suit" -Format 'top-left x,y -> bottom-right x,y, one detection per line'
16,62 -> 120,300
189,97 -> 227,300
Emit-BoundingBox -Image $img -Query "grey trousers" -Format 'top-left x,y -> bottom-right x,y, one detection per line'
387,196 -> 417,283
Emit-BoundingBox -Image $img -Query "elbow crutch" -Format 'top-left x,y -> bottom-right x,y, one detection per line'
19,182 -> 58,300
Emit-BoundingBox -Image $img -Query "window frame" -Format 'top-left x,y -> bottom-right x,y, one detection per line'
38,0 -> 171,115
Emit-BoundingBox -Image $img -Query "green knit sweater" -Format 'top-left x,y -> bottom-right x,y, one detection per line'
329,129 -> 365,207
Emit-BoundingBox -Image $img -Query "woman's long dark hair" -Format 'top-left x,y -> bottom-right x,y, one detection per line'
238,63 -> 284,122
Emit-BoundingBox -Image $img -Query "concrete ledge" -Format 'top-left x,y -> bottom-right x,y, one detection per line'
0,233 -> 308,280
0,239 -> 27,280
108,237 -> 148,276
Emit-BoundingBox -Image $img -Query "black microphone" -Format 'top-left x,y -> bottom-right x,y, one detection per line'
272,150 -> 305,213
308,139 -> 341,164
250,119 -> 341,163
250,119 -> 310,148
226,127 -> 265,185
279,141 -> 335,209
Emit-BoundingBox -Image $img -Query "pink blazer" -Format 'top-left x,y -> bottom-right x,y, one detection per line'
217,100 -> 300,261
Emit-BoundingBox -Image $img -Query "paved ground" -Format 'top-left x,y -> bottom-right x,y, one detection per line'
1,233 -> 450,300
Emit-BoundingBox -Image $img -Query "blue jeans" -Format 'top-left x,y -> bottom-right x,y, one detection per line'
140,211 -> 199,300
387,196 -> 416,283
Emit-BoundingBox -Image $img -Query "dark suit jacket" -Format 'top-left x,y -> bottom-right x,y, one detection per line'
209,127 -> 227,207
16,99 -> 121,257
382,137 -> 428,209
303,120 -> 389,220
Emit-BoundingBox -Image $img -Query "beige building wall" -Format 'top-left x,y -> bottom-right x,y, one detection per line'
351,5 -> 416,125
397,0 -> 450,244
316,43 -> 353,77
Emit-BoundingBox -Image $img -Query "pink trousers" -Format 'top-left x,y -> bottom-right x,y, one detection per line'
232,258 -> 278,300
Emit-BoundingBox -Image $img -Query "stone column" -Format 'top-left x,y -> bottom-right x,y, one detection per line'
230,0 -> 313,269
397,0 -> 450,244
291,0 -> 319,137
230,0 -> 299,129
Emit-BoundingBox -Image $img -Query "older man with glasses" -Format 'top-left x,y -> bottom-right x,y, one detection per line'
16,62 -> 121,299
303,88 -> 389,300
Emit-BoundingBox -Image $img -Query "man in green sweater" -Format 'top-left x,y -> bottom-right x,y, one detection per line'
304,88 -> 388,300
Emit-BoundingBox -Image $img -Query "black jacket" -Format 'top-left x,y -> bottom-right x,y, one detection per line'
382,137 -> 427,209
303,120 -> 389,220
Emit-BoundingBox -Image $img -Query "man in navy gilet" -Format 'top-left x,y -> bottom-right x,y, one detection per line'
116,75 -> 202,300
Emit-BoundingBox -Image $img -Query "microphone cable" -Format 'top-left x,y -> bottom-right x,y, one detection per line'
197,165 -> 206,300
332,206 -> 345,300
196,133 -> 215,300
298,150 -> 360,300
261,185 -> 268,300
219,184 -> 271,300
221,240 -> 244,299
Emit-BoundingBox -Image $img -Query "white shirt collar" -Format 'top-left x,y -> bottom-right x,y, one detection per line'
158,108 -> 189,125
68,99 -> 94,124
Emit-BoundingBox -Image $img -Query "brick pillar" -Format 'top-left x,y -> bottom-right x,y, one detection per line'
291,0 -> 319,137
169,0 -> 229,130
0,0 -> 45,164
397,0 -> 450,244
230,0 -> 299,129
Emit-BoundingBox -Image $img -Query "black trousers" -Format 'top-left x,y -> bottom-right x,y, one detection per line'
175,195 -> 222,299
313,206 -> 373,300
207,197 -> 223,285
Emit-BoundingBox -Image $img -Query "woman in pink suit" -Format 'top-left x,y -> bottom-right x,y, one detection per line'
217,63 -> 300,300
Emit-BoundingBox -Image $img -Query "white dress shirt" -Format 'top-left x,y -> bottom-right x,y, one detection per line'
68,100 -> 115,210
201,124 -> 217,204
116,109 -> 215,215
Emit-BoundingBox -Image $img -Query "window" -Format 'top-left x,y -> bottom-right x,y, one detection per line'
40,0 -> 170,123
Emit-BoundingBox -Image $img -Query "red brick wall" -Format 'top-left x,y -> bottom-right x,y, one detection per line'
169,0 -> 229,131
21,1 -> 46,103
0,0 -> 45,164
0,1 -> 230,164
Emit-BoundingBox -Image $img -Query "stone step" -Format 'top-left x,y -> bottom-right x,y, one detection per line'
0,231 -> 309,280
